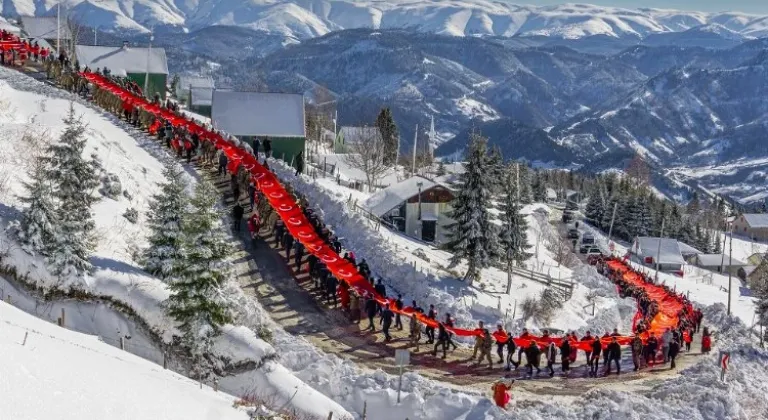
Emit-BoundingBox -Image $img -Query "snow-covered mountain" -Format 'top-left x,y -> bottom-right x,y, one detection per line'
3,1 -> 768,40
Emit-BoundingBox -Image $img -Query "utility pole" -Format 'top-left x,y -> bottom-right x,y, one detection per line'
606,202 -> 618,255
94,25 -> 99,46
57,2 -> 61,56
655,217 -> 665,283
411,124 -> 418,177
144,27 -> 154,99
727,222 -> 734,315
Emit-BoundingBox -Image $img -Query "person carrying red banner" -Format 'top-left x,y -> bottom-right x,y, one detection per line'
493,324 -> 508,364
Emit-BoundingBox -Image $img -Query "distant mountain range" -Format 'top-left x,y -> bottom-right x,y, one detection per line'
3,1 -> 768,41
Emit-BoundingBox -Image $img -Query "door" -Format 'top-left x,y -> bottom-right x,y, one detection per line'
421,221 -> 436,243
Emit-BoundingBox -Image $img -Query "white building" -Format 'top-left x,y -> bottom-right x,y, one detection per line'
176,75 -> 214,100
362,176 -> 454,243
630,237 -> 688,273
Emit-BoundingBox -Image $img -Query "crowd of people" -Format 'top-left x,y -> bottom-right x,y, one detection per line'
0,49 -> 715,396
0,30 -> 53,67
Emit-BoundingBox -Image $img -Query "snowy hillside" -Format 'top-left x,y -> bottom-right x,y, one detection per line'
0,301 -> 250,420
3,1 -> 768,39
0,67 -> 350,419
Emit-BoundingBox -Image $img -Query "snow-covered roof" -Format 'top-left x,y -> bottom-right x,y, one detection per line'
632,237 -> 685,265
75,45 -> 169,75
189,87 -> 212,106
338,126 -> 382,147
20,16 -> 71,40
546,187 -> 557,199
696,254 -> 746,267
211,90 -> 305,138
363,176 -> 451,218
177,76 -> 214,97
742,214 -> 768,228
677,241 -> 702,256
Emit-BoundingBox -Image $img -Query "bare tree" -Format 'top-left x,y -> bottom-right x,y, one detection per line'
342,127 -> 391,192
626,154 -> 651,186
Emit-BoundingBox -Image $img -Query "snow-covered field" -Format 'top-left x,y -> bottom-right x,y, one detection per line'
0,301 -> 251,420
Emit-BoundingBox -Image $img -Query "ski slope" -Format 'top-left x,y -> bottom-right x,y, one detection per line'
0,301 -> 250,420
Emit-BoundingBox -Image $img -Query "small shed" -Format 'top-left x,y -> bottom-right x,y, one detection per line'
732,214 -> 768,241
693,254 -> 747,275
334,126 -> 382,153
747,252 -> 767,266
176,75 -> 214,101
20,16 -> 70,51
188,87 -> 213,117
211,90 -> 305,166
630,237 -> 685,273
362,176 -> 454,243
747,260 -> 768,290
75,44 -> 169,100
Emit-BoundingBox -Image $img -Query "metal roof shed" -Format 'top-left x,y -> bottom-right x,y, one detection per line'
631,236 -> 685,271
177,75 -> 214,99
188,87 -> 213,116
75,44 -> 169,99
211,90 -> 305,166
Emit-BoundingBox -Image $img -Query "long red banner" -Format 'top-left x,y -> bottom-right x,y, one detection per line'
79,71 -> 690,351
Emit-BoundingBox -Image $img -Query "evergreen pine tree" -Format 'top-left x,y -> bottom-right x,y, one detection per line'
141,159 -> 190,281
712,230 -> 723,254
436,160 -> 446,176
443,133 -> 498,284
637,193 -> 654,238
532,171 -> 547,202
499,164 -> 531,275
487,145 -> 505,194
375,108 -> 400,166
585,186 -> 605,227
44,105 -> 100,278
518,164 -> 533,204
16,159 -> 59,256
167,179 -> 233,357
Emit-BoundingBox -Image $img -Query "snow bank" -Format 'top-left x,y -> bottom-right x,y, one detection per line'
0,301 -> 250,420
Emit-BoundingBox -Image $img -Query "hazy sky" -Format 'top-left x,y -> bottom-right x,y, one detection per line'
521,0 -> 768,14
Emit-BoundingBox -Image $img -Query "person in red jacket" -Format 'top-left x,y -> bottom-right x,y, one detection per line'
492,379 -> 514,409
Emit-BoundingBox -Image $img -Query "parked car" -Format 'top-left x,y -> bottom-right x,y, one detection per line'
579,234 -> 596,253
567,228 -> 580,239
586,246 -> 601,257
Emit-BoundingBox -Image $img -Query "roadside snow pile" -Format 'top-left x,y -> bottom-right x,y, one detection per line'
0,68 -> 349,420
0,301 -> 250,420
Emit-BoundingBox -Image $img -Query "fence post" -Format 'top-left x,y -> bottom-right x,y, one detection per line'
213,378 -> 219,392
163,351 -> 168,369
60,308 -> 65,328
362,401 -> 367,420
120,337 -> 125,350
327,413 -> 333,420
22,331 -> 28,346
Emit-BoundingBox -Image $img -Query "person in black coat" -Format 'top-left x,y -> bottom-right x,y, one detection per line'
668,338 -> 681,369
295,151 -> 304,176
374,279 -> 386,298
560,339 -> 572,375
605,337 -> 621,375
326,275 -> 338,307
293,241 -> 304,271
590,337 -> 602,377
263,137 -> 272,158
232,202 -> 244,232
525,342 -> 541,376
364,295 -> 378,332
218,152 -> 228,176
283,233 -> 294,260
394,294 -> 404,330
380,304 -> 394,341
505,335 -> 518,371
432,323 -> 449,358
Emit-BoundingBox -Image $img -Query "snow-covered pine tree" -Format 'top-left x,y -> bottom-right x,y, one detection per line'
141,159 -> 190,281
712,230 -> 723,254
637,193 -> 654,238
43,104 -> 100,278
498,164 -> 531,284
16,159 -> 58,255
532,171 -> 547,202
584,185 -> 604,228
487,145 -> 505,194
518,164 -> 533,204
167,179 -> 233,357
443,132 -> 498,284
